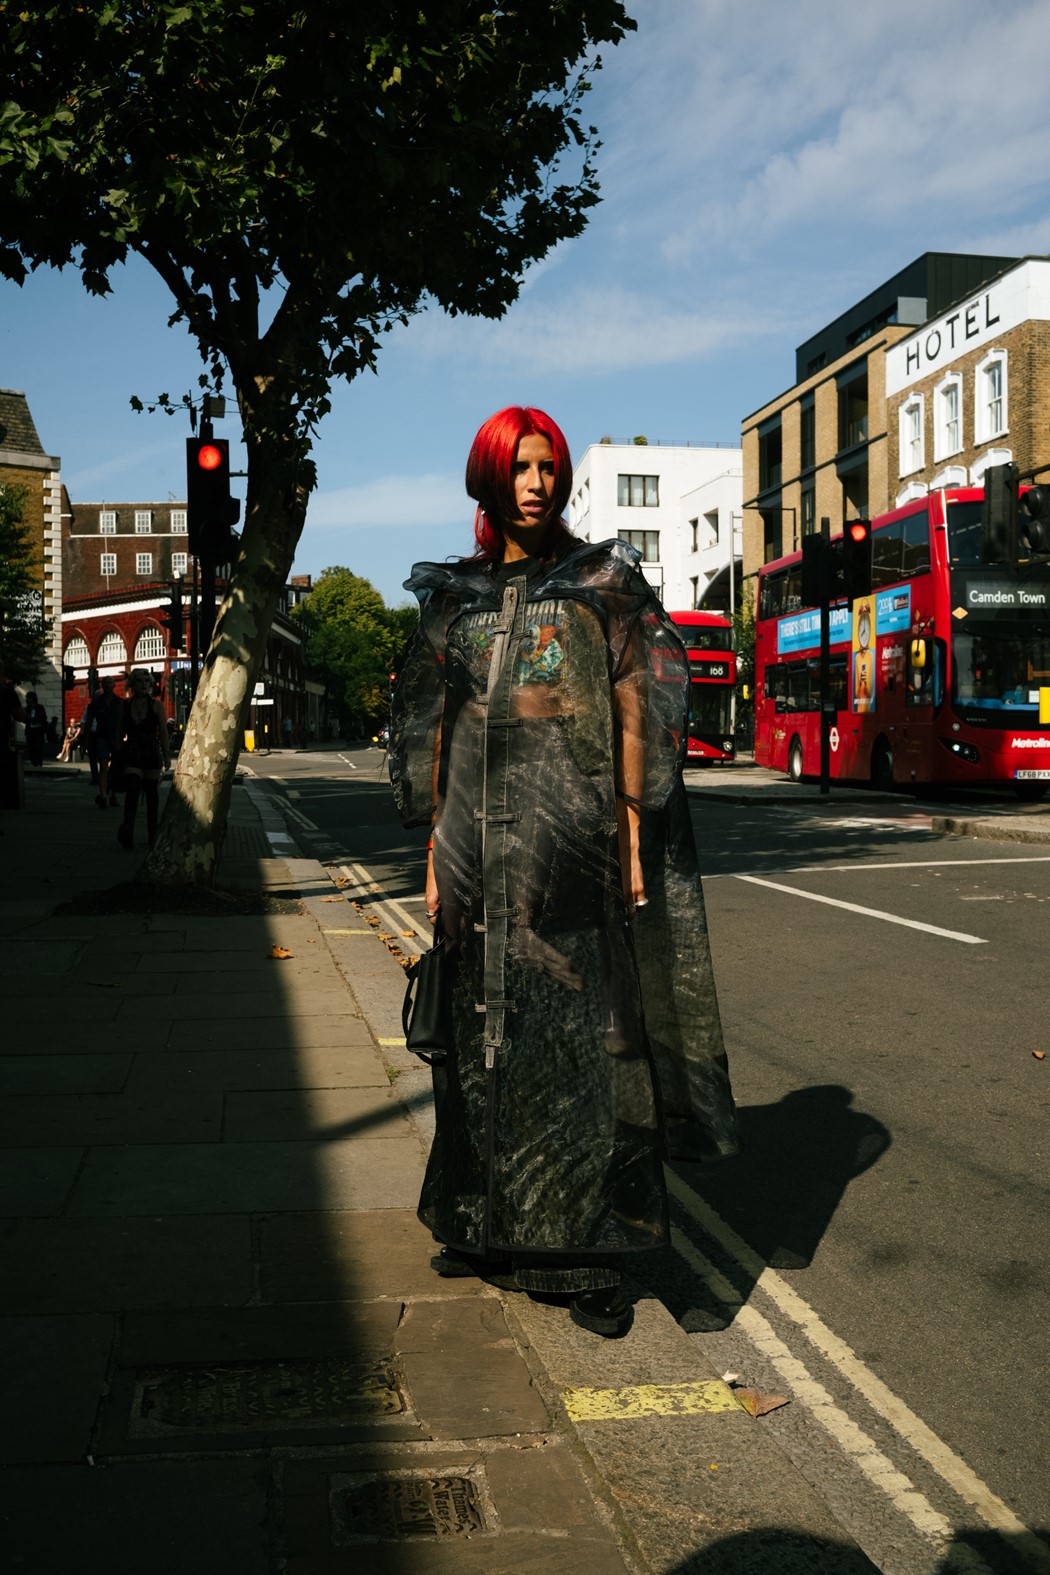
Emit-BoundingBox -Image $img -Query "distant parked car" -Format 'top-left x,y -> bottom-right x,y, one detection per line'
372,726 -> 390,750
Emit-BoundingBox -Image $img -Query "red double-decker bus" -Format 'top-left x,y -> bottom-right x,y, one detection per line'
668,610 -> 736,763
754,485 -> 1050,798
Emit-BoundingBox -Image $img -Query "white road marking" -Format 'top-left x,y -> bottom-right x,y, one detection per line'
735,875 -> 986,944
275,798 -> 318,831
669,1171 -> 1050,1572
707,855 -> 1050,880
337,753 -> 358,770
338,861 -> 430,943
240,763 -> 257,778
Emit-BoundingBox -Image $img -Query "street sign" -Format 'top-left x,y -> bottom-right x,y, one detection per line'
253,681 -> 265,696
253,697 -> 275,707
829,726 -> 840,752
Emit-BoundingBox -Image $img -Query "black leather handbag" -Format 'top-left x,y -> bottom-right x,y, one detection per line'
402,915 -> 448,1065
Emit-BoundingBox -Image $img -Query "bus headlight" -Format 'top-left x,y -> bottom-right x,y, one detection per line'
939,738 -> 979,764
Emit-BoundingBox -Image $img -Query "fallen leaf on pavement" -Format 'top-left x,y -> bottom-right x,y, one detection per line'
334,876 -> 350,887
401,930 -> 415,938
378,932 -> 395,941
1033,1050 -> 1046,1060
320,895 -> 344,903
268,944 -> 294,959
734,1388 -> 790,1418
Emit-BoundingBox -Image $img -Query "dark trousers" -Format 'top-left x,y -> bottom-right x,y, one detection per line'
123,776 -> 160,843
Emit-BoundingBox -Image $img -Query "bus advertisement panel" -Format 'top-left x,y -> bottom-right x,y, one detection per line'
754,487 -> 1050,798
668,610 -> 736,763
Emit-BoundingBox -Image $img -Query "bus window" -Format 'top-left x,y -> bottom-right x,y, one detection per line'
946,501 -> 984,566
901,510 -> 931,576
872,518 -> 904,588
759,569 -> 786,620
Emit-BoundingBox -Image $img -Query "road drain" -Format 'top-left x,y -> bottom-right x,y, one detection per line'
330,1467 -> 491,1541
131,1356 -> 403,1436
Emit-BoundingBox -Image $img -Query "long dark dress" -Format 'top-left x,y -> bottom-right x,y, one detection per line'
390,538 -> 738,1265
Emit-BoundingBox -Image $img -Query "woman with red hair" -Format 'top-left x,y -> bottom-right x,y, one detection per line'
390,407 -> 738,1338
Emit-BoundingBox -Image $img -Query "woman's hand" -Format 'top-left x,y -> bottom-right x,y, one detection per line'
425,847 -> 440,923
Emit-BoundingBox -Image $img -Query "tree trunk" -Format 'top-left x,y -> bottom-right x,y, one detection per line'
144,435 -> 306,887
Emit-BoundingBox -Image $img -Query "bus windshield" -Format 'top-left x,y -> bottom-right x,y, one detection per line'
952,622 -> 1050,724
689,684 -> 732,739
676,625 -> 735,652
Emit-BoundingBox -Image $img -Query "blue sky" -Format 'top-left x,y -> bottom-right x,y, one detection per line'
4,0 -> 1050,604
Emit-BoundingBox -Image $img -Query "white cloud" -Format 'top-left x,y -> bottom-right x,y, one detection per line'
307,471 -> 466,529
64,436 -> 185,496
398,286 -> 781,375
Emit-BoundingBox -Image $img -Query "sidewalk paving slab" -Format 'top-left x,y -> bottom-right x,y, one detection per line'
0,763 -> 881,1573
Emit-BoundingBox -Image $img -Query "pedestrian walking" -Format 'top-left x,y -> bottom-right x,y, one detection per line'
115,669 -> 170,850
83,676 -> 123,807
389,407 -> 739,1338
23,692 -> 48,767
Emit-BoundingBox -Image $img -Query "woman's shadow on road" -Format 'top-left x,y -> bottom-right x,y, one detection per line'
635,1083 -> 891,1323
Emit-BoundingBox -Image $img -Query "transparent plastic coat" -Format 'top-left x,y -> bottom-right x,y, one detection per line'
390,539 -> 738,1260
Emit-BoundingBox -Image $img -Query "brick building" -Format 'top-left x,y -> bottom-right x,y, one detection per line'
740,253 -> 1015,582
885,256 -> 1050,500
64,498 -> 193,599
0,388 -> 66,716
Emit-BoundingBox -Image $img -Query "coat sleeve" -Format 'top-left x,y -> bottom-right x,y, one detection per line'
609,572 -> 689,813
388,568 -> 450,829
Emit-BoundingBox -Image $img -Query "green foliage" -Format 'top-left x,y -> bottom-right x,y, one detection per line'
292,567 -> 415,723
0,484 -> 49,682
0,1 -> 634,465
732,579 -> 756,731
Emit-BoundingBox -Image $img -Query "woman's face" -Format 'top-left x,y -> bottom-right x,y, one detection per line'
507,434 -> 556,537
132,672 -> 152,698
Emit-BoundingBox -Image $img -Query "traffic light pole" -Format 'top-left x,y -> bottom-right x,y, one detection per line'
819,516 -> 831,797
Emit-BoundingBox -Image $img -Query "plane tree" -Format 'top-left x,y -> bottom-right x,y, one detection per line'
0,0 -> 633,883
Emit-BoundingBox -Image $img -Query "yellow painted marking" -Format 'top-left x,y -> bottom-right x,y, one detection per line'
322,928 -> 377,935
563,1380 -> 742,1422
377,1037 -> 407,1047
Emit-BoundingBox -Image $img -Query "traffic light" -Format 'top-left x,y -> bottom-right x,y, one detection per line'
983,462 -> 1018,563
841,518 -> 873,600
163,580 -> 184,652
801,532 -> 832,606
1020,484 -> 1050,555
62,665 -> 76,690
186,436 -> 241,557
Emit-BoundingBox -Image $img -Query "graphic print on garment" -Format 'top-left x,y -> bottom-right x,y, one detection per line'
515,599 -> 566,686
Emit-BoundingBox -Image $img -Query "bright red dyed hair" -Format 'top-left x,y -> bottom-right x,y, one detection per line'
465,406 -> 576,562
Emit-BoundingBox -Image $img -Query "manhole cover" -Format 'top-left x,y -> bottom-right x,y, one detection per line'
132,1357 -> 403,1436
330,1468 -> 491,1542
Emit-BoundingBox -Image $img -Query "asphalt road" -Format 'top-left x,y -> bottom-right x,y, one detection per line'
244,745 -> 1050,1575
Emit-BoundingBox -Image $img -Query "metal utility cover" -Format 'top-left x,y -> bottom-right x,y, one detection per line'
131,1357 -> 403,1437
330,1467 -> 492,1542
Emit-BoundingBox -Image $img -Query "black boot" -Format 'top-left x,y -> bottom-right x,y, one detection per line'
570,1286 -> 633,1338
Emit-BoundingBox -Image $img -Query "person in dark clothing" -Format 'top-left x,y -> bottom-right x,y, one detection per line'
390,407 -> 739,1339
84,676 -> 123,805
115,669 -> 170,850
0,660 -> 27,815
23,692 -> 48,767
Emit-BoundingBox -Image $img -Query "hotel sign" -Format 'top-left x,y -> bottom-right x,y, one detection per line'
885,260 -> 1050,396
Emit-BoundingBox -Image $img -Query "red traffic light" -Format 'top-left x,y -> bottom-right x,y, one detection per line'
196,443 -> 223,471
847,520 -> 870,543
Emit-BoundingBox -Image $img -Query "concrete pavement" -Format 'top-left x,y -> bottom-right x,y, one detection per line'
1,756 -> 877,1573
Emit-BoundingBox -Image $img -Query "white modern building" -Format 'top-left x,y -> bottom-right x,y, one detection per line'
569,440 -> 742,612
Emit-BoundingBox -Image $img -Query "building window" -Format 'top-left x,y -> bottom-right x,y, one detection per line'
617,474 -> 659,507
135,552 -> 153,575
801,486 -> 815,536
618,529 -> 659,561
761,508 -> 782,564
134,510 -> 152,534
134,626 -> 167,662
704,509 -> 719,544
975,350 -> 1007,444
171,510 -> 188,534
899,395 -> 924,477
100,552 -> 117,576
172,552 -> 188,574
99,511 -> 116,535
934,375 -> 962,461
689,517 -> 699,553
64,636 -> 90,668
839,374 -> 868,450
758,424 -> 782,492
97,631 -> 127,666
800,398 -> 816,471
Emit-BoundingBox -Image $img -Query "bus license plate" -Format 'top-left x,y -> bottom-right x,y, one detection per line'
1014,769 -> 1050,779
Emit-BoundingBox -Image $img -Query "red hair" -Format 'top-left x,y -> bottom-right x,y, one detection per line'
465,406 -> 576,562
